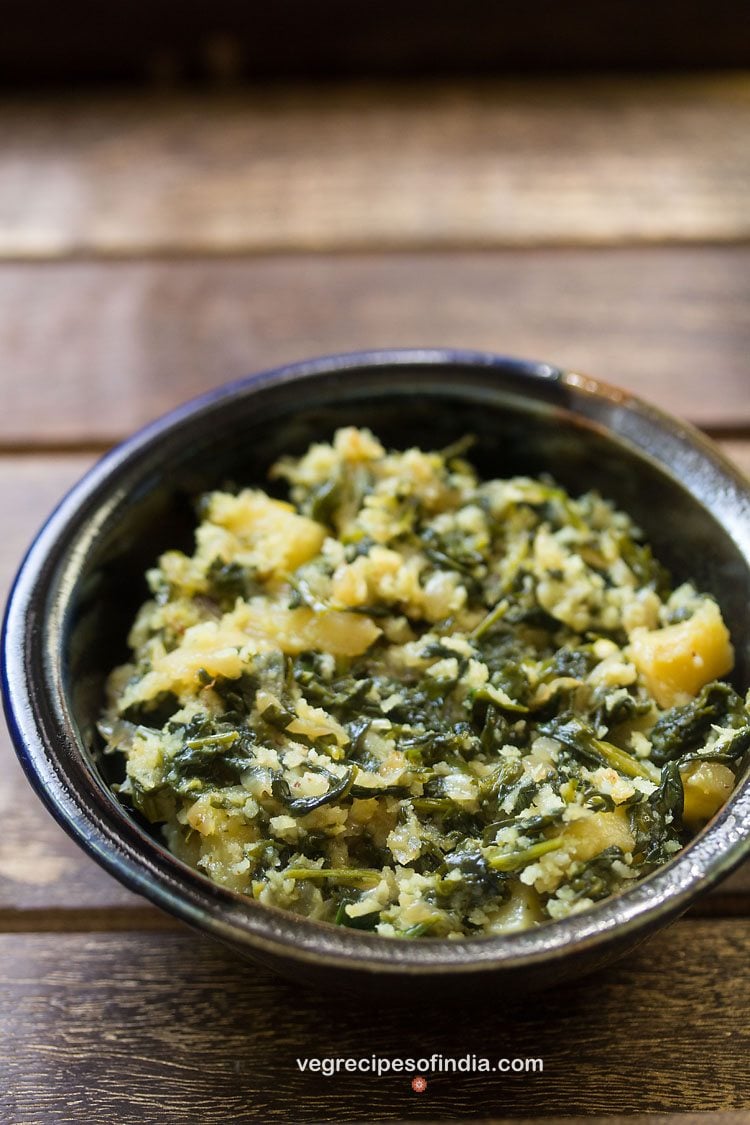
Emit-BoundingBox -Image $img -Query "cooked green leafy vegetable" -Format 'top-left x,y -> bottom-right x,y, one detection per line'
100,427 -> 748,938
649,683 -> 747,765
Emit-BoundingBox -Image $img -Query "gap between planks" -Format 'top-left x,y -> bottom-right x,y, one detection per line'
1,428 -> 749,459
3,235 -> 750,263
0,906 -> 180,933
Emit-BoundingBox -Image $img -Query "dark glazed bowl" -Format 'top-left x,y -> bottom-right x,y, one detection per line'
3,349 -> 750,994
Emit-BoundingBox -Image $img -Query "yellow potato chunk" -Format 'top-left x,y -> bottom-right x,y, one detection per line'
333,426 -> 385,462
184,802 -> 263,893
119,605 -> 380,707
629,600 -> 734,708
127,730 -> 167,793
680,761 -> 735,828
563,808 -> 635,864
487,882 -> 544,933
119,620 -> 248,706
206,490 -> 325,578
240,604 -> 381,657
277,695 -> 349,747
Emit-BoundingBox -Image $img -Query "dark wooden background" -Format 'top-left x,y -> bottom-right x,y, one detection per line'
0,9 -> 749,1122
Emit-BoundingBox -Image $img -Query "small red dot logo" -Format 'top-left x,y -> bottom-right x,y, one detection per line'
411,1076 -> 427,1093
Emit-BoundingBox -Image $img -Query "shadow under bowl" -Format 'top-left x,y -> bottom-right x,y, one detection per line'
3,348 -> 750,994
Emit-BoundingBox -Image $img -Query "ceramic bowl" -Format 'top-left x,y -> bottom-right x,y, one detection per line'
3,348 -> 750,993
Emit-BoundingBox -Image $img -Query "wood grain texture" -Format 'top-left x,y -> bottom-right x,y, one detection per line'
0,456 -> 144,914
422,1119 -> 750,1125
0,245 -> 749,444
416,1116 -> 750,1125
719,440 -> 750,478
0,76 -> 749,258
1,921 -> 748,1123
420,1119 -> 750,1125
1,446 -> 750,920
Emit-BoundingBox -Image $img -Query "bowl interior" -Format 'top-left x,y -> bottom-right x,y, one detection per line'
67,370 -> 750,755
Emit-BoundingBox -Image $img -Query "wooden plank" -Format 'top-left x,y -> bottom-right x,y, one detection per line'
0,456 -> 145,914
0,77 -> 749,258
431,1119 -> 750,1125
719,440 -> 750,478
393,1118 -> 749,1125
0,921 -> 748,1122
0,246 -> 748,444
430,1119 -> 750,1125
1,447 -> 750,920
0,723 -> 156,917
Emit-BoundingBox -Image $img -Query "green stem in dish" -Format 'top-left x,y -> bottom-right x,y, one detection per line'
589,735 -> 660,782
184,731 -> 240,750
540,715 -> 659,782
470,598 -> 509,641
487,836 -> 565,872
285,867 -> 382,887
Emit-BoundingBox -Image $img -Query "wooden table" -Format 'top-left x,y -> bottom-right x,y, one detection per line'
1,75 -> 749,1124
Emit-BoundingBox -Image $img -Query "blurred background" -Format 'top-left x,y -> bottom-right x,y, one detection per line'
1,6 -> 750,1121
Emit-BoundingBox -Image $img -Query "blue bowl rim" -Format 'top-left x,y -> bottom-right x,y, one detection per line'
3,346 -> 750,976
